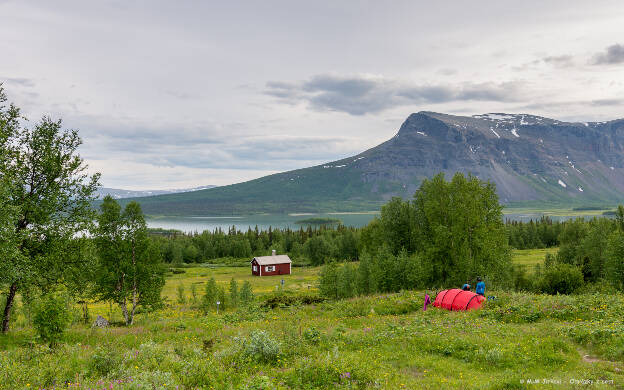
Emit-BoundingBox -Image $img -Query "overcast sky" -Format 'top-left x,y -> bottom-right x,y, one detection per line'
1,1 -> 623,190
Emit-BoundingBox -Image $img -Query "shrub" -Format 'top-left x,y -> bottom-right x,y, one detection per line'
240,281 -> 254,306
260,292 -> 324,308
32,292 -> 72,347
202,278 -> 219,312
538,263 -> 584,294
190,283 -> 198,305
241,330 -> 281,362
177,283 -> 186,304
303,327 -> 321,344
229,278 -> 239,308
512,265 -> 534,292
88,347 -> 121,377
223,304 -> 266,324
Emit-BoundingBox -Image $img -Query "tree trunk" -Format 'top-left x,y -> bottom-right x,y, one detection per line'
118,273 -> 129,325
120,298 -> 129,325
130,239 -> 137,326
82,302 -> 89,324
2,282 -> 18,333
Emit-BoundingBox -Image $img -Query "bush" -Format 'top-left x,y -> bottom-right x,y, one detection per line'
260,292 -> 325,308
303,327 -> 321,344
88,347 -> 121,377
177,284 -> 186,304
32,292 -> 72,347
241,330 -> 281,362
538,263 -> 584,295
512,265 -> 534,292
240,281 -> 254,306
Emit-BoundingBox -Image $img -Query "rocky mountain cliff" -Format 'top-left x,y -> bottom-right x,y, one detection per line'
126,112 -> 624,215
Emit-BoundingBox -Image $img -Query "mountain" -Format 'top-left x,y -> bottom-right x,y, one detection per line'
124,112 -> 624,215
97,185 -> 217,199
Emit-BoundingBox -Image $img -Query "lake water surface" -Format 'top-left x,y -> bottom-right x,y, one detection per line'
146,211 -> 594,233
146,213 -> 379,233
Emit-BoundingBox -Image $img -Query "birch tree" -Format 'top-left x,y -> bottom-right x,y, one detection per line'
94,196 -> 164,325
0,85 -> 99,333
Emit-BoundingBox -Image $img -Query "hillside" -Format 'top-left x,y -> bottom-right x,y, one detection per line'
3,263 -> 623,388
125,112 -> 624,215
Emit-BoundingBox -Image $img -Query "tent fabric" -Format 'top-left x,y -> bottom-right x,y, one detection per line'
432,288 -> 485,311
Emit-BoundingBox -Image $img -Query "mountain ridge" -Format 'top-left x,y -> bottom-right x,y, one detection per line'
97,185 -> 217,199
121,111 -> 624,215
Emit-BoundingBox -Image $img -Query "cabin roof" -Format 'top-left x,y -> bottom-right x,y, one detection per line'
252,255 -> 292,265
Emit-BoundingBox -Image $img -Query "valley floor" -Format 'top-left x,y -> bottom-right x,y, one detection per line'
1,251 -> 623,389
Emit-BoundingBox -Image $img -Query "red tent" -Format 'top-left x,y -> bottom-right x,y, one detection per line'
433,289 -> 485,311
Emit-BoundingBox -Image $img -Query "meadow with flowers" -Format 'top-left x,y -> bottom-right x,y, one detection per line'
0,255 -> 623,390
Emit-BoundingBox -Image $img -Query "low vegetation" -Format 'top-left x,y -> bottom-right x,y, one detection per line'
0,264 -> 622,389
295,217 -> 342,225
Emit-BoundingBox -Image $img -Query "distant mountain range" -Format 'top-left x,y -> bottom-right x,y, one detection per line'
121,112 -> 624,215
97,185 -> 217,199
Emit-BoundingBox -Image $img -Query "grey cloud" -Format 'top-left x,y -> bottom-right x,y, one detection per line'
591,98 -> 624,106
513,55 -> 574,71
542,55 -> 574,68
2,77 -> 36,87
437,68 -> 457,76
266,74 -> 525,115
520,97 -> 624,111
73,115 -> 360,171
164,90 -> 201,100
592,44 -> 624,65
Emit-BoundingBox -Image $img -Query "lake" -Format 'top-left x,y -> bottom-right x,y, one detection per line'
146,212 -> 380,233
145,211 -> 601,233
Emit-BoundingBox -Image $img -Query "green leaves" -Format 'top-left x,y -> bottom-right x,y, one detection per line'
31,291 -> 73,347
0,85 -> 99,332
93,197 -> 165,323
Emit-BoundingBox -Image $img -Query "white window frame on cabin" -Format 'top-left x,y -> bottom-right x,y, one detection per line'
265,265 -> 275,272
253,265 -> 257,272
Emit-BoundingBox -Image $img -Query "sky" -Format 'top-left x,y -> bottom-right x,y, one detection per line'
1,0 -> 623,190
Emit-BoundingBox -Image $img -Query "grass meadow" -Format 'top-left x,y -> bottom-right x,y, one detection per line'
1,249 -> 623,389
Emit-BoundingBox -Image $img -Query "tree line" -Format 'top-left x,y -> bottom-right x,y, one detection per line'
151,224 -> 360,266
147,210 -> 581,269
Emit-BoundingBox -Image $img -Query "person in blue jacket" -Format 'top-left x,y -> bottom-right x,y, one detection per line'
475,277 -> 485,296
461,281 -> 471,291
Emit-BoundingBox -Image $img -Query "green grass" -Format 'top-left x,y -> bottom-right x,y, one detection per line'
504,206 -> 616,217
512,247 -> 558,272
1,250 -> 623,389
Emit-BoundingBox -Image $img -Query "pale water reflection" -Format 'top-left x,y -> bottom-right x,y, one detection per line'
146,212 -> 594,233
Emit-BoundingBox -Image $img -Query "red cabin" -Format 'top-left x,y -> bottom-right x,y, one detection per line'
251,251 -> 292,276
